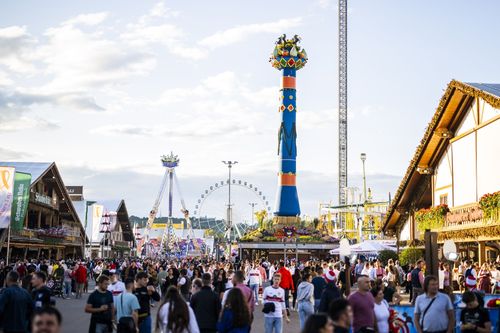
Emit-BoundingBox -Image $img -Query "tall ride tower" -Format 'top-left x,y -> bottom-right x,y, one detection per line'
338,0 -> 348,206
270,35 -> 308,224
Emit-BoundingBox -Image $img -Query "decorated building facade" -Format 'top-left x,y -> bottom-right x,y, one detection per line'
0,162 -> 86,259
383,81 -> 500,263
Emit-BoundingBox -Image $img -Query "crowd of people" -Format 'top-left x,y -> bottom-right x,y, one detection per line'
0,255 -> 497,333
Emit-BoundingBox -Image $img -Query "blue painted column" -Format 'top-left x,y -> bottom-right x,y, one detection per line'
270,36 -> 308,223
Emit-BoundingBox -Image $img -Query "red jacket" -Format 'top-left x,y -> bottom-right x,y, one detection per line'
75,266 -> 87,284
277,267 -> 294,291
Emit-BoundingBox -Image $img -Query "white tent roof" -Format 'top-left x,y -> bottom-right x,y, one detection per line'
330,240 -> 396,255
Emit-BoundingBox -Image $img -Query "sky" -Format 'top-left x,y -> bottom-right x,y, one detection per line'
1,0 -> 500,222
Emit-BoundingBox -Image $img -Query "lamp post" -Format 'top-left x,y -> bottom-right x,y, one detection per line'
249,202 -> 257,226
222,161 -> 238,243
360,153 -> 367,203
83,200 -> 96,259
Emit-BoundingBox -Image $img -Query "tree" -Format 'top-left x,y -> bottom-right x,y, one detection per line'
399,247 -> 425,267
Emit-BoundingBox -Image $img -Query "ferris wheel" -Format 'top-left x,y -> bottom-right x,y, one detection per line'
193,179 -> 272,236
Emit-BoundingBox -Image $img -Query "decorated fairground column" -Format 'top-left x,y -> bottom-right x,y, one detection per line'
269,35 -> 308,224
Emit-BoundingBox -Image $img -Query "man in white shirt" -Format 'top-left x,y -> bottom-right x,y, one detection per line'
107,270 -> 126,305
263,273 -> 290,333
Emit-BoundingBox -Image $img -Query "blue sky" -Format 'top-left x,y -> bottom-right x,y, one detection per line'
1,0 -> 499,222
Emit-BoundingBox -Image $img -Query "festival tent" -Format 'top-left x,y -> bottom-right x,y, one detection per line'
329,240 -> 396,255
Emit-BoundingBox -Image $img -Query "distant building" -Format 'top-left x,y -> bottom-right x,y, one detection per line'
0,162 -> 86,259
383,81 -> 500,263
70,188 -> 135,258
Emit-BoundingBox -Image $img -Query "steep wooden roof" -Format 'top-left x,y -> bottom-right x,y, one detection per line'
382,80 -> 500,234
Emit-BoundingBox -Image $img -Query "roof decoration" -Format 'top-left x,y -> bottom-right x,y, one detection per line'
270,34 -> 308,70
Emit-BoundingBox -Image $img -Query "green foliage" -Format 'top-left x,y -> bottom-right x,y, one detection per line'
415,204 -> 449,231
377,249 -> 398,265
399,247 -> 424,266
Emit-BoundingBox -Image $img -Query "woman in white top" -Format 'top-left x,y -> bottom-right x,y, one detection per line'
157,286 -> 200,333
371,286 -> 390,333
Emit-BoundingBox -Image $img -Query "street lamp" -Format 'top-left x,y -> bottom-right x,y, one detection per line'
360,153 -> 367,203
249,202 -> 257,226
83,200 -> 96,259
222,161 -> 238,243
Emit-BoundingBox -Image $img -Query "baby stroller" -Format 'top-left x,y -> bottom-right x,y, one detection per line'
47,277 -> 64,298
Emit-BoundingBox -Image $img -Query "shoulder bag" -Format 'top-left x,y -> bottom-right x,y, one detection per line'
117,293 -> 136,333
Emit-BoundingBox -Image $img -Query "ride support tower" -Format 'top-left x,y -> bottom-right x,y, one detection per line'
270,35 -> 308,224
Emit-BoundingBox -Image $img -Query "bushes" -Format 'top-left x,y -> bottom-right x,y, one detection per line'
399,247 -> 424,266
378,249 -> 398,265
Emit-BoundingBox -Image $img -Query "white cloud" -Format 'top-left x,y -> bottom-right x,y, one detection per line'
62,12 -> 109,26
199,17 -> 303,49
0,25 -> 37,73
0,147 -> 31,160
39,23 -> 156,90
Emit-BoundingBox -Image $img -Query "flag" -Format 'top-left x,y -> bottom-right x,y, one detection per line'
0,167 -> 15,228
91,204 -> 104,243
10,172 -> 31,231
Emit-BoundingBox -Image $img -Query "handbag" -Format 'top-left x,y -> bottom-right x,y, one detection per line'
117,294 -> 136,333
262,302 -> 275,314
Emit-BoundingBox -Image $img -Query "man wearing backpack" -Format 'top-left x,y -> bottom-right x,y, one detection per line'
116,278 -> 140,333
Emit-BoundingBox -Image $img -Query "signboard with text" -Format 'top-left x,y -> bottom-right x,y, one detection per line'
0,167 -> 15,228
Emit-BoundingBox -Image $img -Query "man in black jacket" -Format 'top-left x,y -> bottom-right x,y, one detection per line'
134,271 -> 160,333
318,280 -> 341,313
190,273 -> 221,333
0,271 -> 33,333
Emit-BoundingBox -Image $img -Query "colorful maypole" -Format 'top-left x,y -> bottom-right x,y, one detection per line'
270,34 -> 308,224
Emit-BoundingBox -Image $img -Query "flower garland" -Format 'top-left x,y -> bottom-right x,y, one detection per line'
415,204 -> 449,231
479,191 -> 500,220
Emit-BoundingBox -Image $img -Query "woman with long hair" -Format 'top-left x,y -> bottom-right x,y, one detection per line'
478,262 -> 491,293
157,286 -> 200,333
217,288 -> 251,333
214,269 -> 228,298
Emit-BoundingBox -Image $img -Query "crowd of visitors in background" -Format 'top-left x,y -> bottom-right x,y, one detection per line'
0,254 -> 497,333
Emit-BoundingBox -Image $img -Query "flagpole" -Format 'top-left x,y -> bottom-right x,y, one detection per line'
6,224 -> 11,266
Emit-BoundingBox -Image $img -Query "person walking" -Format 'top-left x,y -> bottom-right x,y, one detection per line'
460,291 -> 491,333
116,278 -> 140,333
63,265 -> 73,299
296,273 -> 315,330
328,298 -> 352,333
108,270 -> 126,305
318,277 -> 341,313
371,286 -> 390,333
177,269 -> 192,302
75,262 -> 88,299
247,263 -> 262,306
312,268 -> 327,312
302,313 -> 334,333
31,271 -> 52,309
262,273 -> 290,333
157,286 -> 199,333
347,275 -> 375,333
222,271 -> 255,317
411,260 -> 425,305
134,271 -> 161,333
217,288 -> 251,333
414,275 -> 454,333
0,271 -> 34,333
277,262 -> 294,316
85,275 -> 114,333
190,273 -> 220,333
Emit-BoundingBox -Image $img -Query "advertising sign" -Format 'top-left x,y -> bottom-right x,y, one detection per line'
10,172 -> 31,231
0,167 -> 15,228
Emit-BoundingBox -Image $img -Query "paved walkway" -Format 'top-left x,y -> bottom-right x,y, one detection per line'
55,288 -> 302,333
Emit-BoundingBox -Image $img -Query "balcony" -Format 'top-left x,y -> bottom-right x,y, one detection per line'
10,228 -> 82,245
436,203 -> 500,242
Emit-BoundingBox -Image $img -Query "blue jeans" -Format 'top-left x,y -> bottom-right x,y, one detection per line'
298,301 -> 314,329
250,284 -> 259,303
138,315 -> 151,333
314,298 -> 321,312
64,281 -> 72,298
264,317 -> 282,333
